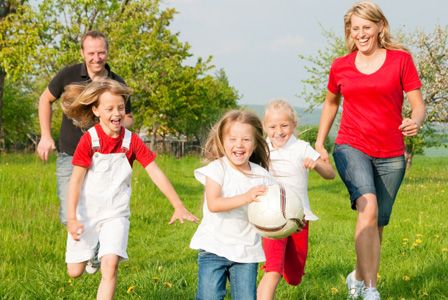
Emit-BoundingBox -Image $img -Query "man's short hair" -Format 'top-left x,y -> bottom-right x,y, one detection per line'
80,31 -> 109,50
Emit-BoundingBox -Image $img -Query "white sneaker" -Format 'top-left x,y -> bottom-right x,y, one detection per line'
85,243 -> 100,274
346,270 -> 365,299
362,287 -> 380,300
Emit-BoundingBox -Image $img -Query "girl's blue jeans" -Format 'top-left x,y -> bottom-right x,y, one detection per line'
196,250 -> 258,300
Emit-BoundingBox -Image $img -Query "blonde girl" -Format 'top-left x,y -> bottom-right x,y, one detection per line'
257,99 -> 334,300
190,110 -> 275,300
62,78 -> 198,300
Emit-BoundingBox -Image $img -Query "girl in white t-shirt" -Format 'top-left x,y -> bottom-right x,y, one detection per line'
190,109 -> 275,300
257,100 -> 335,300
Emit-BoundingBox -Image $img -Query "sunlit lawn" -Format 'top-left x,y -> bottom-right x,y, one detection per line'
0,154 -> 447,299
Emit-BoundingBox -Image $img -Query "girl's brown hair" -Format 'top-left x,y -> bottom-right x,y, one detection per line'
61,78 -> 131,128
344,1 -> 407,53
203,110 -> 270,170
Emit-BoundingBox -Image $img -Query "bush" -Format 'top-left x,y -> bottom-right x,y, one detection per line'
297,125 -> 333,152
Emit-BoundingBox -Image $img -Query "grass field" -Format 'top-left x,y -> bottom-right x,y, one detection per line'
0,154 -> 447,299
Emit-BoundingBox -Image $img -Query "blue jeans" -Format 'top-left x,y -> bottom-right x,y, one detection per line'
196,250 -> 258,300
333,144 -> 406,226
56,152 -> 73,225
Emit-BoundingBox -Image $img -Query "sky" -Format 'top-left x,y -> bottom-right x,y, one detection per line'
163,0 -> 446,107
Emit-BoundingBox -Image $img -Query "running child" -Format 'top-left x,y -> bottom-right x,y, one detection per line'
257,99 -> 335,300
61,78 -> 198,300
190,110 -> 275,300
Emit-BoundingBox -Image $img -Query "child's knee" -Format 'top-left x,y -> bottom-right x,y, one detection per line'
67,264 -> 85,278
100,255 -> 120,278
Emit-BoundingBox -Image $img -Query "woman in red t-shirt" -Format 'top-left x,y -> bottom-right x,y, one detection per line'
315,2 -> 425,299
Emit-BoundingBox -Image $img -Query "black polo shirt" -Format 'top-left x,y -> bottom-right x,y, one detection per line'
48,63 -> 131,156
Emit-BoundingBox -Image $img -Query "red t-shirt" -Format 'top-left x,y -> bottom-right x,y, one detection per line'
72,124 -> 156,168
328,49 -> 421,158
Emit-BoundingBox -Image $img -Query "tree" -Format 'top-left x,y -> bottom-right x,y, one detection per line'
0,0 -> 239,151
409,25 -> 448,124
183,69 -> 240,144
401,25 -> 448,166
298,28 -> 346,111
0,0 -> 29,151
299,26 -> 448,165
2,80 -> 37,149
298,125 -> 333,152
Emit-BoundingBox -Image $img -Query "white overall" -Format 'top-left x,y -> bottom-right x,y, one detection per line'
77,127 -> 133,224
65,127 -> 133,263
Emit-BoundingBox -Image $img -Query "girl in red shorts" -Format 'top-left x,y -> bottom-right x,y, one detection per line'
257,100 -> 335,299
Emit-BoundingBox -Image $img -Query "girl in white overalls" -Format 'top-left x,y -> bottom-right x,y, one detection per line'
61,79 -> 198,300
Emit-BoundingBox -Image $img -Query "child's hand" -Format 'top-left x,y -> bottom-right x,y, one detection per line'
67,219 -> 84,241
315,145 -> 329,163
245,185 -> 267,204
303,157 -> 317,170
169,206 -> 199,224
296,217 -> 307,231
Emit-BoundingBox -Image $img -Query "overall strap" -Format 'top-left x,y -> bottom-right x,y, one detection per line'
88,127 -> 100,151
121,129 -> 132,151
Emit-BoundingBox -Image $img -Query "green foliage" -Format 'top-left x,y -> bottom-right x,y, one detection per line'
0,0 -> 239,149
298,125 -> 333,151
0,4 -> 43,81
104,1 -> 239,141
298,26 -> 346,111
405,124 -> 447,155
2,81 -> 37,149
1,154 -> 447,298
408,25 -> 448,124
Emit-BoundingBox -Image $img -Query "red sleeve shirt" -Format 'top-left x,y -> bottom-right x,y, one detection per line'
72,124 -> 156,168
328,49 -> 422,158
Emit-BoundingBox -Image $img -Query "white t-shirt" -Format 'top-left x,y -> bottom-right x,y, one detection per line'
190,157 -> 275,263
267,135 -> 321,221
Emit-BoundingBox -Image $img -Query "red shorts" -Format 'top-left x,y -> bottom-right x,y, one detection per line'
261,222 -> 309,286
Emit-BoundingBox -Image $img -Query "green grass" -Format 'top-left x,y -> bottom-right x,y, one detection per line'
0,154 -> 447,299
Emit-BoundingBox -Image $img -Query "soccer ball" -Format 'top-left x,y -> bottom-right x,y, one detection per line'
248,184 -> 304,239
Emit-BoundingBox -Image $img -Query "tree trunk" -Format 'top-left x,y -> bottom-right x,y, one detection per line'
405,151 -> 413,169
150,123 -> 159,152
0,68 -> 5,152
0,1 -> 11,152
1,1 -> 25,151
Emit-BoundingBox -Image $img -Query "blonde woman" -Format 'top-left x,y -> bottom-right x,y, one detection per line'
315,2 -> 425,299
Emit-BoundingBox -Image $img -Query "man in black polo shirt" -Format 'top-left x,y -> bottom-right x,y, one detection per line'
37,31 -> 133,225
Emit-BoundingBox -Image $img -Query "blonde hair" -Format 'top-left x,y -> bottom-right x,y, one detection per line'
203,109 -> 270,170
264,99 -> 298,127
61,78 -> 131,128
344,1 -> 407,53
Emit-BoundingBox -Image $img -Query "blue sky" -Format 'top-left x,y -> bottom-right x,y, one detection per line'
163,0 -> 446,107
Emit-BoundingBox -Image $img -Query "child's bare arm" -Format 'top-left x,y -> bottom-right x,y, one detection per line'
303,157 -> 335,179
145,161 -> 199,224
205,177 -> 266,212
67,166 -> 87,240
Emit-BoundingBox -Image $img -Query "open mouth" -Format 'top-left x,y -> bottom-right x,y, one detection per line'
358,38 -> 369,46
274,135 -> 286,142
233,151 -> 246,160
111,119 -> 121,126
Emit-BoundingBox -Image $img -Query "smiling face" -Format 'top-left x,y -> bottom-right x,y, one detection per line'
222,121 -> 255,171
92,91 -> 126,137
81,36 -> 108,78
264,108 -> 296,149
350,14 -> 382,55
